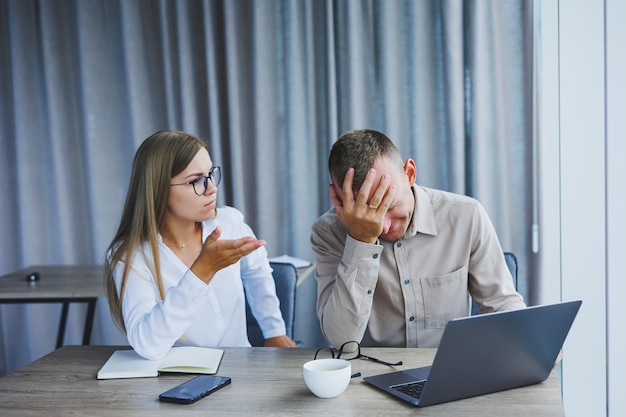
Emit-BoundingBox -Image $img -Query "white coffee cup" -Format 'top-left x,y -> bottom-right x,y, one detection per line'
302,358 -> 351,398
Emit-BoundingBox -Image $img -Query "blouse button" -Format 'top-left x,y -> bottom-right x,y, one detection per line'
404,279 -> 410,285
396,242 -> 402,248
409,316 -> 415,322
367,289 -> 372,295
373,253 -> 379,259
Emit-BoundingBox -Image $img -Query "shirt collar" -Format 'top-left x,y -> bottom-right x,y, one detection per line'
405,184 -> 438,238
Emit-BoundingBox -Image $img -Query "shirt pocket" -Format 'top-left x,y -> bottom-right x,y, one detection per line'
420,265 -> 469,329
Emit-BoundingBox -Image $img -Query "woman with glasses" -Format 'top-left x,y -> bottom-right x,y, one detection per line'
105,130 -> 296,360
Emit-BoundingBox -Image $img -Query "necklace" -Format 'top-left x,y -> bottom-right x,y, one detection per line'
162,223 -> 200,250
162,236 -> 188,249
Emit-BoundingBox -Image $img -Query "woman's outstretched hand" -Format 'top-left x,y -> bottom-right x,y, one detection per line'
191,226 -> 266,283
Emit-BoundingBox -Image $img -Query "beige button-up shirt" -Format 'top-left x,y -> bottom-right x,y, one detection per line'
311,184 -> 526,348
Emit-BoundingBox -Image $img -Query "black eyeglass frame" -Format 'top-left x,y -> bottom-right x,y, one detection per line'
314,340 -> 403,367
170,166 -> 221,195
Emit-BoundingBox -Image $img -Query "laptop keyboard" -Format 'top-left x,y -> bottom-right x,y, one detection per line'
392,380 -> 427,400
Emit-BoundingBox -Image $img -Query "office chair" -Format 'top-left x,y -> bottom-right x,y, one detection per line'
246,262 -> 298,346
471,251 -> 518,315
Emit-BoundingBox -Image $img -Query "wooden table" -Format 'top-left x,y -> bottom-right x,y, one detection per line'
0,265 -> 104,348
0,345 -> 565,416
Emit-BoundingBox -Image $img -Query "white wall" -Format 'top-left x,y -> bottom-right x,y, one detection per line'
605,1 -> 626,415
538,1 -> 626,416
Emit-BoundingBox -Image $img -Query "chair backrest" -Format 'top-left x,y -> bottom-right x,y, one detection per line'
245,262 -> 298,346
503,251 -> 518,289
471,252 -> 518,315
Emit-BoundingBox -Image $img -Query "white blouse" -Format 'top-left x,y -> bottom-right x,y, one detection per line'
113,206 -> 286,360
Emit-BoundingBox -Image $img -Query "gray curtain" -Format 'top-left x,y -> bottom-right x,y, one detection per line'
0,0 -> 533,375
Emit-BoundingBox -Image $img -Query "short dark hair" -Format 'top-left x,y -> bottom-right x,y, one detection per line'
328,129 -> 403,190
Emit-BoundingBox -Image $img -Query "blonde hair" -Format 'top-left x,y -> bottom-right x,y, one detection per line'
104,131 -> 208,332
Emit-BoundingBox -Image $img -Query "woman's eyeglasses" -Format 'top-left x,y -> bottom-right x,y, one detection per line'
314,341 -> 403,367
170,166 -> 222,195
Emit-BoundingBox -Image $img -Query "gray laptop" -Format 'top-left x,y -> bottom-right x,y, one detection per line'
364,300 -> 582,407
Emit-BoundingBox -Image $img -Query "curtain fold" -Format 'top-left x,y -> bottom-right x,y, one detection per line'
0,0 -> 533,375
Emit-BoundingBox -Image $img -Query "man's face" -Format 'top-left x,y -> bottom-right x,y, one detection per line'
370,157 -> 415,241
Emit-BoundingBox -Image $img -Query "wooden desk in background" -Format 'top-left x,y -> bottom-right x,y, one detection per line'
0,263 -> 311,349
0,265 -> 104,348
0,345 -> 565,417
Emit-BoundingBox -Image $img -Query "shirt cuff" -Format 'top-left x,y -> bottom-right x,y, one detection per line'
183,269 -> 212,292
343,234 -> 383,267
261,326 -> 287,339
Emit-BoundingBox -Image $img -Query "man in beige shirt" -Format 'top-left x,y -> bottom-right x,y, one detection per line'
311,129 -> 526,349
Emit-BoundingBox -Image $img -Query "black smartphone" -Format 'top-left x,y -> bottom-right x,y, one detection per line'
159,375 -> 232,404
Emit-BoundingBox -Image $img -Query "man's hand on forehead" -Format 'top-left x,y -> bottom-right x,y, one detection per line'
328,167 -> 396,244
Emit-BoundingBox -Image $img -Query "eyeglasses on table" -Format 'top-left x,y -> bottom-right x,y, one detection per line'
314,341 -> 403,377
